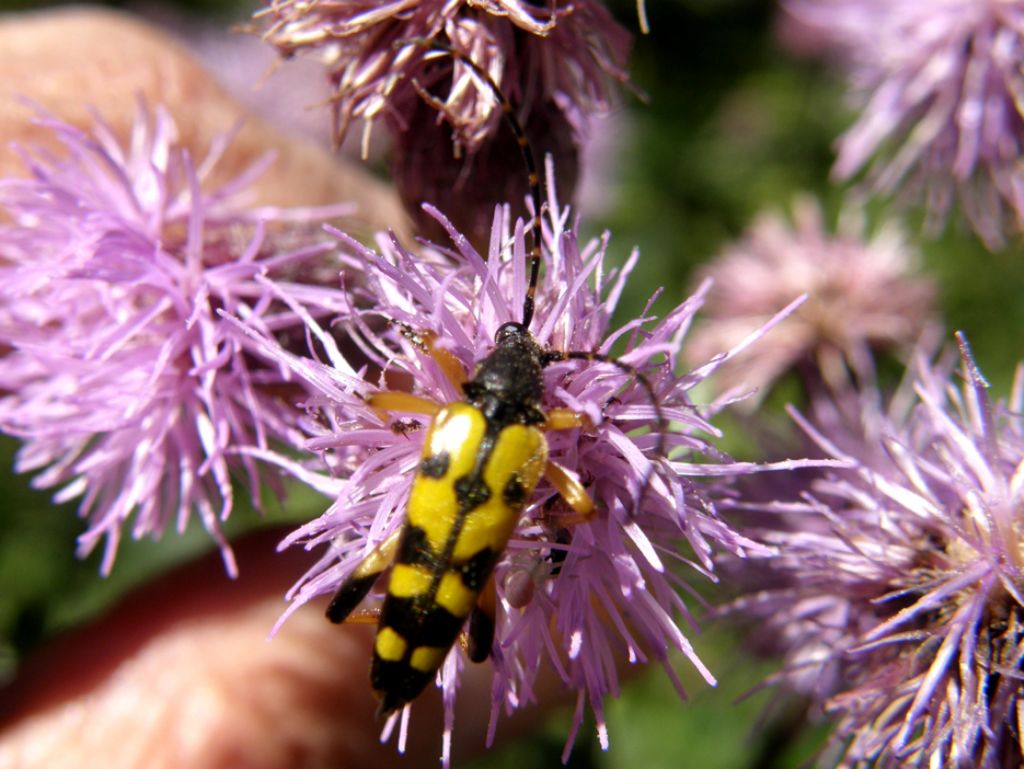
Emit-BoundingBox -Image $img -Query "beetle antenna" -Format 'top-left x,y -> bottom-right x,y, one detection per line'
403,38 -> 543,330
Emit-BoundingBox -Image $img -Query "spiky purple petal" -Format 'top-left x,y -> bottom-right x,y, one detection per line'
0,104 -> 352,574
726,334 -> 1024,767
789,0 -> 1024,246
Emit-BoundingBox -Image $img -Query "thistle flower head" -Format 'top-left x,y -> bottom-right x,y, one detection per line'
254,0 -> 630,154
687,197 -> 936,403
727,334 -> 1024,767
0,104 -> 351,575
233,177 -> 799,765
788,0 -> 1024,247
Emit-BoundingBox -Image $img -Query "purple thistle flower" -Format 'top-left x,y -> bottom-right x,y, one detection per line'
230,176 -> 807,765
254,0 -> 631,154
254,0 -> 630,246
725,333 -> 1024,767
787,0 -> 1024,247
686,196 -> 936,404
0,103 -> 352,576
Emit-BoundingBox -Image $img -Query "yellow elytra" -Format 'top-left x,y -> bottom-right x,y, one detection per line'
408,404 -> 547,566
327,321 -> 594,715
373,402 -> 547,712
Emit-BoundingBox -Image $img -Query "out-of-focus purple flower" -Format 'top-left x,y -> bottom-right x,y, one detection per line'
255,0 -> 630,153
773,2 -> 834,59
255,0 -> 630,247
0,104 -> 352,576
788,0 -> 1024,247
576,111 -> 630,219
725,333 -> 1024,767
392,91 -> 581,249
186,19 -> 335,147
231,174 -> 808,765
687,197 -> 936,404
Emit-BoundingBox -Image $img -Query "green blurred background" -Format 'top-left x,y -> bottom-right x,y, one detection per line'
0,0 -> 1020,767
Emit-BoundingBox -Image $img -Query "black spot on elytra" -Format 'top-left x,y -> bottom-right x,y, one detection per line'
397,525 -> 438,568
502,473 -> 527,507
459,547 -> 497,591
381,597 -> 463,646
455,474 -> 491,511
372,658 -> 433,715
419,451 -> 450,479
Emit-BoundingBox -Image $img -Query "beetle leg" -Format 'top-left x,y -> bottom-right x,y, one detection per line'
466,574 -> 497,663
394,323 -> 467,389
326,529 -> 402,624
541,410 -> 596,523
367,390 -> 442,419
543,407 -> 593,431
543,461 -> 595,524
342,608 -> 383,625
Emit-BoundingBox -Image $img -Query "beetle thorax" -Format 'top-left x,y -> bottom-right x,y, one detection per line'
462,322 -> 546,429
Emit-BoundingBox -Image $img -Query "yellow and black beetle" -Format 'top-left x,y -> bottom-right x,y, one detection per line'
326,43 -> 665,716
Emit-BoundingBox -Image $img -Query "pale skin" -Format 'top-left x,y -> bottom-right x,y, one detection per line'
0,8 -> 564,768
